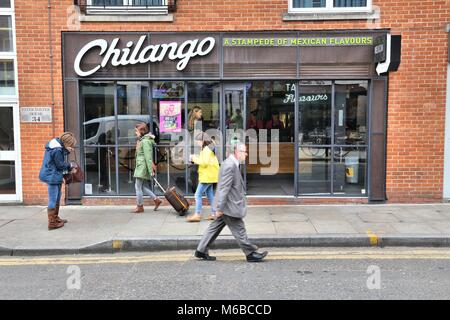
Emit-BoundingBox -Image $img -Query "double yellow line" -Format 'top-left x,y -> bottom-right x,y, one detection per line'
1,249 -> 450,266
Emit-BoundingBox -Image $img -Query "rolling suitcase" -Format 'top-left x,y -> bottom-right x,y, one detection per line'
153,178 -> 190,216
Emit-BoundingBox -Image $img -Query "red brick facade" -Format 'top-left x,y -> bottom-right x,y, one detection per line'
13,0 -> 450,205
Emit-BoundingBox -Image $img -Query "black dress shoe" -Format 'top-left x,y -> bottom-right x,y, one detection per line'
246,251 -> 268,262
195,250 -> 216,261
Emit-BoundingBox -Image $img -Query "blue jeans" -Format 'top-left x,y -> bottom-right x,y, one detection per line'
195,183 -> 216,215
135,178 -> 157,206
47,184 -> 62,209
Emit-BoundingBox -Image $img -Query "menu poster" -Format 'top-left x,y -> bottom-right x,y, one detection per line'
160,100 -> 182,133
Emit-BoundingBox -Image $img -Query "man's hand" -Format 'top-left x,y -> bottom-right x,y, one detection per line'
152,163 -> 157,176
66,147 -> 74,152
216,211 -> 224,218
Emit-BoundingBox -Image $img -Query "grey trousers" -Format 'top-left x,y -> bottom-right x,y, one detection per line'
197,215 -> 258,256
135,178 -> 157,205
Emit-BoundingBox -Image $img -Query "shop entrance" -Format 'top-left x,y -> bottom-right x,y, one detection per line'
223,82 -> 296,195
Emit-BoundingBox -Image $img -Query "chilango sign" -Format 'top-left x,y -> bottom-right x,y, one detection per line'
74,35 -> 216,77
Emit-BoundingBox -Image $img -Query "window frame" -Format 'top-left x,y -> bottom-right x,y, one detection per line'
86,0 -> 169,15
0,2 -> 17,101
289,0 -> 372,14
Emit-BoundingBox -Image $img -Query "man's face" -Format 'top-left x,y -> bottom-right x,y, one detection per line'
235,145 -> 248,163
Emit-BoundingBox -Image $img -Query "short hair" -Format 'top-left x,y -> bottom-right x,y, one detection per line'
233,142 -> 246,152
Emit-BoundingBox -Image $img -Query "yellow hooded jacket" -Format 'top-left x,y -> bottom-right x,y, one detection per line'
191,146 -> 219,184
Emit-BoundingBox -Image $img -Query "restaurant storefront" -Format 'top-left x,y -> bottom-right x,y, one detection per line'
62,30 -> 390,203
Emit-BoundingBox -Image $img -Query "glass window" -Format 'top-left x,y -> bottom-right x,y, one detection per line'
84,147 -> 117,195
82,82 -> 115,146
133,0 -> 164,5
0,1 -> 11,8
0,16 -> 13,52
152,81 -> 185,145
117,146 -> 137,195
84,123 -> 100,140
91,0 -> 123,6
187,82 -> 220,194
188,82 -> 220,134
291,0 -> 370,10
334,81 -> 368,145
0,161 -> 15,194
334,0 -> 367,7
293,0 -> 326,8
117,82 -> 151,146
297,80 -> 368,196
152,81 -> 186,193
299,81 -> 332,145
0,107 -> 14,151
333,147 -> 366,195
298,147 -> 331,195
0,60 -> 15,96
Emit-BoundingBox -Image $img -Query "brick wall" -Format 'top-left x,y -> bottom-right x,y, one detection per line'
13,0 -> 450,204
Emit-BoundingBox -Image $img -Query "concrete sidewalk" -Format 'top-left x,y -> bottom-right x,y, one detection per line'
1,204 -> 450,256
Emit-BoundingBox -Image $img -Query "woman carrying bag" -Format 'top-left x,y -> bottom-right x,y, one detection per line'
131,123 -> 162,213
186,132 -> 219,222
39,132 -> 77,230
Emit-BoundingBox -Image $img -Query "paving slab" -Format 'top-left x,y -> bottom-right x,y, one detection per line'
0,206 -> 45,220
390,223 -> 441,234
310,220 -> 358,234
427,222 -> 450,233
270,212 -> 309,222
350,222 -> 398,234
0,220 -> 13,228
273,222 -> 317,234
158,222 -> 200,236
306,212 -> 348,221
358,212 -> 400,223
245,222 -> 277,235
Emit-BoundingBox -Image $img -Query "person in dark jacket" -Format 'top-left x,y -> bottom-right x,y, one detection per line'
39,132 -> 77,230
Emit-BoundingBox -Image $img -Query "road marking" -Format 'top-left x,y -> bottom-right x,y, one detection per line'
366,229 -> 379,246
112,240 -> 122,250
2,249 -> 450,266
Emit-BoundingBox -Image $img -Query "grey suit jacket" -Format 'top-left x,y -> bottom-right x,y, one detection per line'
214,156 -> 247,219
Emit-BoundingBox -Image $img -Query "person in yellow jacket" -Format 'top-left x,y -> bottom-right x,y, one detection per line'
186,132 -> 219,222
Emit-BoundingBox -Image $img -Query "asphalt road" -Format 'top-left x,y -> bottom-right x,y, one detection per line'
1,247 -> 450,300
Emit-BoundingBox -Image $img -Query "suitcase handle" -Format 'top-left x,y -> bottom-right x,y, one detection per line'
152,177 -> 166,193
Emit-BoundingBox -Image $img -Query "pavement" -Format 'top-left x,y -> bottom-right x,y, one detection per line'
1,204 -> 450,256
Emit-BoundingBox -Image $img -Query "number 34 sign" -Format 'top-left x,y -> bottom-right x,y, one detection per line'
20,107 -> 52,123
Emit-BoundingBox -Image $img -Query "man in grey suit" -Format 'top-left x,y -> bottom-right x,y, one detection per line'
195,142 -> 268,262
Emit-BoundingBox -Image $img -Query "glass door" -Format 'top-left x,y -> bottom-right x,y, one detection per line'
0,105 -> 20,201
223,83 -> 247,190
297,80 -> 369,196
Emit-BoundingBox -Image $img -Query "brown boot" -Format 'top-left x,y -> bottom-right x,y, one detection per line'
48,208 -> 64,230
55,203 -> 67,224
154,198 -> 162,211
132,205 -> 144,213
